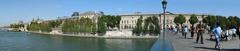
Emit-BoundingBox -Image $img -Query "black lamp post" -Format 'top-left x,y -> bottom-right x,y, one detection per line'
161,0 -> 167,51
162,0 -> 167,42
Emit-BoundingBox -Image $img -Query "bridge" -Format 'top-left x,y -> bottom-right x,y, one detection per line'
151,30 -> 240,51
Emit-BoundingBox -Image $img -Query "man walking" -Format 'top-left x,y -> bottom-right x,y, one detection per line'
212,23 -> 222,49
196,22 -> 204,44
190,26 -> 195,38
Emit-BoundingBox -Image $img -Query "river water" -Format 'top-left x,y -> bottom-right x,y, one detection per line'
0,30 -> 156,51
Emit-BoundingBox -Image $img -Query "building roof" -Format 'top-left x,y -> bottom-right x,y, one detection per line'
119,13 -> 208,16
79,11 -> 103,16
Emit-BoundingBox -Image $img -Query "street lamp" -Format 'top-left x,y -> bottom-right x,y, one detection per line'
162,0 -> 167,10
161,0 -> 167,51
162,0 -> 167,41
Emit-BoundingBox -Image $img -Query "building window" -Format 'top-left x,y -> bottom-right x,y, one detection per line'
125,21 -> 127,24
125,26 -> 127,29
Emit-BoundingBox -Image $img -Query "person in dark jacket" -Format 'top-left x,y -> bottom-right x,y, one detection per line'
190,26 -> 195,38
196,22 -> 205,44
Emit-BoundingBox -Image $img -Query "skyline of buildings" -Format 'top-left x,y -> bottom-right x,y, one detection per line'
1,0 -> 240,27
10,11 -> 209,30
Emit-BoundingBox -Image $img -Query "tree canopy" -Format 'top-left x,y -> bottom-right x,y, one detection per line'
10,24 -> 24,28
62,17 -> 96,34
27,22 -> 52,32
189,14 -> 198,26
133,16 -> 160,36
101,15 -> 121,29
174,14 -> 186,25
202,15 -> 240,30
228,16 -> 240,27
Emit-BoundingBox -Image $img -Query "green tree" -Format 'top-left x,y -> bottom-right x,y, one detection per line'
133,16 -> 143,36
133,16 -> 160,36
27,22 -> 51,32
149,25 -> 154,35
174,14 -> 186,26
115,16 -> 122,29
10,24 -> 24,28
218,16 -> 230,30
92,21 -> 97,33
49,20 -> 62,28
143,17 -> 150,35
101,15 -> 121,30
62,17 -> 95,34
97,17 -> 107,34
203,15 -> 217,27
189,14 -> 198,27
228,16 -> 240,27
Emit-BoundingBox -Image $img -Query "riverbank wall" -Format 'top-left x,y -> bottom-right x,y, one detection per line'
26,31 -> 159,39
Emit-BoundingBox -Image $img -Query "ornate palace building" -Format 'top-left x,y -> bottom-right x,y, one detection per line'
119,13 -> 207,30
57,11 -> 104,23
56,11 -> 207,30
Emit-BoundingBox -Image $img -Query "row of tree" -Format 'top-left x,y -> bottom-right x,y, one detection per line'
61,15 -> 121,35
27,22 -> 52,32
100,15 -> 121,29
174,14 -> 199,28
23,15 -> 121,35
173,14 -> 240,30
10,24 -> 25,28
62,17 -> 96,34
97,15 -> 121,35
133,16 -> 160,36
203,15 -> 240,30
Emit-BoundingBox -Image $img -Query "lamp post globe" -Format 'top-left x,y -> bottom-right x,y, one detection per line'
162,0 -> 167,10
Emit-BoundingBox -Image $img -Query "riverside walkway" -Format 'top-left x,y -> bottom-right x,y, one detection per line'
167,31 -> 240,51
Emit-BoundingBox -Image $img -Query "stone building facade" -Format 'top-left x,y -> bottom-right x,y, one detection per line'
119,13 -> 207,30
56,11 -> 207,30
57,11 -> 104,23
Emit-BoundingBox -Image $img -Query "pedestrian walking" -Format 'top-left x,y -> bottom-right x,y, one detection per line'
238,27 -> 240,40
231,27 -> 237,39
225,28 -> 230,40
173,26 -> 177,34
190,26 -> 195,38
181,26 -> 184,36
183,26 -> 188,39
196,22 -> 205,44
212,23 -> 222,49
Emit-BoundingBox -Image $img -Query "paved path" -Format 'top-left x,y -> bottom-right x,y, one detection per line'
166,31 -> 240,51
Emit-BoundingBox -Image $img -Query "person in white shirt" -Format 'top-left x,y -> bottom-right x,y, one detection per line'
231,28 -> 237,39
212,23 -> 222,49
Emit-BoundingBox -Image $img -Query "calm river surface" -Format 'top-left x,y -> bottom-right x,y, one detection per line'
0,30 -> 156,51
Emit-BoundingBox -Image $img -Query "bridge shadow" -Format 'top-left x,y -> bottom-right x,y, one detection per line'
194,46 -> 217,50
179,37 -> 193,39
205,39 -> 232,42
193,46 -> 240,51
205,39 -> 216,42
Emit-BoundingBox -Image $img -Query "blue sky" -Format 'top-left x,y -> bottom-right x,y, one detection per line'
0,0 -> 239,26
